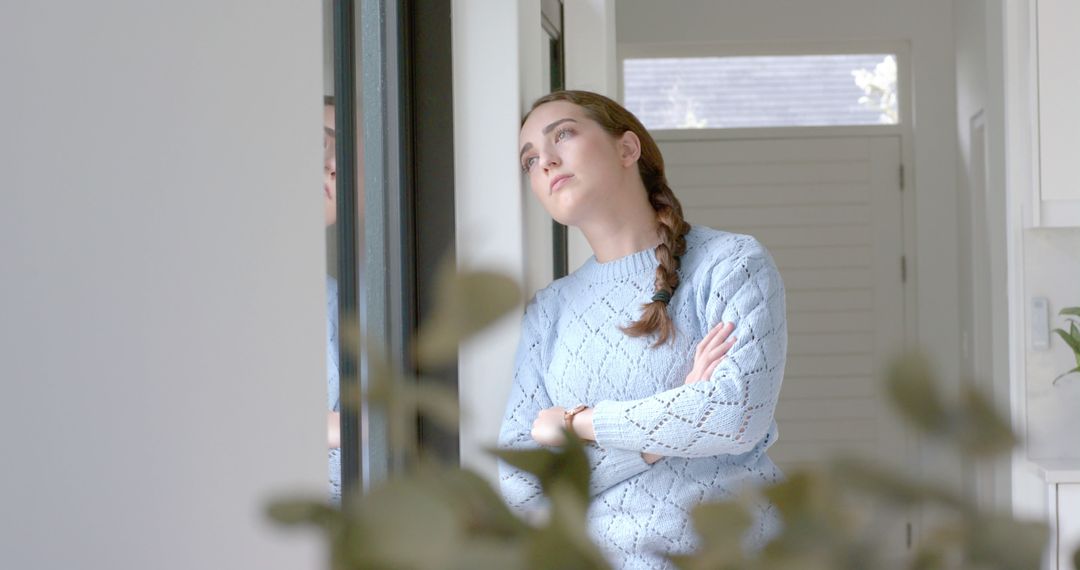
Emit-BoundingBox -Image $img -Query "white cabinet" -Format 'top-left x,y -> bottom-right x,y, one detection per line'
1040,461 -> 1080,570
1033,0 -> 1080,227
1057,484 -> 1080,570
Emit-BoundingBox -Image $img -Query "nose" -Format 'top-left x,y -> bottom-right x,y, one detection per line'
539,148 -> 560,170
324,158 -> 336,185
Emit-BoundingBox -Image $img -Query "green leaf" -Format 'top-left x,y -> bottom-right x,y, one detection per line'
885,352 -> 949,434
954,386 -> 1018,457
490,447 -> 560,478
828,456 -> 963,509
437,469 -> 529,537
964,514 -> 1048,570
353,478 -> 463,569
1057,327 -> 1080,355
909,544 -> 947,570
408,379 -> 461,431
414,257 -> 523,369
558,431 -> 592,503
760,470 -> 843,539
677,501 -> 752,570
693,501 -> 753,540
1053,365 -> 1080,385
447,539 -> 527,570
265,496 -> 341,528
763,471 -> 823,519
546,480 -> 605,558
1071,321 -> 1080,359
522,478 -> 609,570
525,524 -> 610,570
1059,306 -> 1080,318
488,430 -> 591,505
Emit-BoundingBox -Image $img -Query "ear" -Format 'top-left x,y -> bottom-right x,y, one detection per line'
617,130 -> 641,167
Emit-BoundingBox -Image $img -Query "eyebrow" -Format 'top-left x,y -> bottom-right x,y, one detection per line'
519,118 -> 578,160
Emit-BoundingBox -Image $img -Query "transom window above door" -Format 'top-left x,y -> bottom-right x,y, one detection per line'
622,53 -> 899,130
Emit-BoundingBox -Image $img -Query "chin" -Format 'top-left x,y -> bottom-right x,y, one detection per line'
550,199 -> 590,228
551,211 -> 581,228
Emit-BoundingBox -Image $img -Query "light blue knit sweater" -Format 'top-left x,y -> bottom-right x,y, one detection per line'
497,224 -> 787,569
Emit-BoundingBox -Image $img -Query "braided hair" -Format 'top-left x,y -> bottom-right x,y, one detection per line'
524,90 -> 691,348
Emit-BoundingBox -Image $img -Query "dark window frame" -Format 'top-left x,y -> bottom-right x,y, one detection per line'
332,0 -> 457,494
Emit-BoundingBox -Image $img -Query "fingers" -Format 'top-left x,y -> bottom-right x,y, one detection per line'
704,335 -> 737,361
695,322 -> 722,358
642,452 -> 664,464
703,358 -> 722,380
706,322 -> 735,354
696,321 -> 733,358
699,345 -> 733,381
688,336 -> 736,385
688,323 -> 738,386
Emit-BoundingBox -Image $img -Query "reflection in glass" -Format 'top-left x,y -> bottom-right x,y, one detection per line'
324,94 -> 342,503
324,0 -> 366,504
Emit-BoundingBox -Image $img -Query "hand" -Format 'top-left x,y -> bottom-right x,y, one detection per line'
642,452 -> 663,464
328,411 -> 340,449
685,321 -> 736,385
531,406 -> 568,446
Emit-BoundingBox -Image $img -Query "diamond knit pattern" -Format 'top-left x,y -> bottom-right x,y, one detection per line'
497,224 -> 787,569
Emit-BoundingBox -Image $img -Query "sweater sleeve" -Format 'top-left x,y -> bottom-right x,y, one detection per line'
496,293 -> 654,515
591,238 -> 787,458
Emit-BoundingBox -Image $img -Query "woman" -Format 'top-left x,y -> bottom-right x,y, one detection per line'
497,90 -> 787,568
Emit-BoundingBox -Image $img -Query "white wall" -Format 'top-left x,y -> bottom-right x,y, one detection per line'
1023,229 -> 1080,460
452,0 -> 541,480
0,3 -> 326,568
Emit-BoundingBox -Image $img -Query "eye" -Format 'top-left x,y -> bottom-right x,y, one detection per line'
554,127 -> 573,141
521,156 -> 538,173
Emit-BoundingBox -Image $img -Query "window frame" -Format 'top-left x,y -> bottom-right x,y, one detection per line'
333,0 -> 458,495
617,40 -> 911,135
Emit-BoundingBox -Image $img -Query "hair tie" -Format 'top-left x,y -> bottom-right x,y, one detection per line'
651,290 -> 672,304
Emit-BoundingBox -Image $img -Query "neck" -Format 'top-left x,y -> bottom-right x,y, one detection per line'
578,178 -> 662,263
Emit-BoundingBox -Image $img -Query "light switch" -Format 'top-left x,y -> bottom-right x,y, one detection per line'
1032,297 -> 1050,351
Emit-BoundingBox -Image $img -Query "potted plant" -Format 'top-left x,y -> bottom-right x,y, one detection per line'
1053,306 -> 1080,385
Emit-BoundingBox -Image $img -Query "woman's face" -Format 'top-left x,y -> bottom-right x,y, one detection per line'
324,103 -> 337,227
518,100 -> 632,226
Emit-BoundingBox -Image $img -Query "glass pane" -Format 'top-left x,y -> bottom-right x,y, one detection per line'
623,54 -> 898,129
323,0 -> 368,505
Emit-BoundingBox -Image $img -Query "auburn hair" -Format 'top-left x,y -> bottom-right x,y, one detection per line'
524,90 -> 691,348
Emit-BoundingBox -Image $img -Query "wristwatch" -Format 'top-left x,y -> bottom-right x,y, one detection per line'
564,404 -> 588,433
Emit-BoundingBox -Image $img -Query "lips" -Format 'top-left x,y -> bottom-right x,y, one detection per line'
550,174 -> 573,193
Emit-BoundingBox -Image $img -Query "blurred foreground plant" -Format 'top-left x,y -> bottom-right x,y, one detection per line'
267,261 -> 1074,569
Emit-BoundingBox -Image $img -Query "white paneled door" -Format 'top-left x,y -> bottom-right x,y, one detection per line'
660,133 -> 908,476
